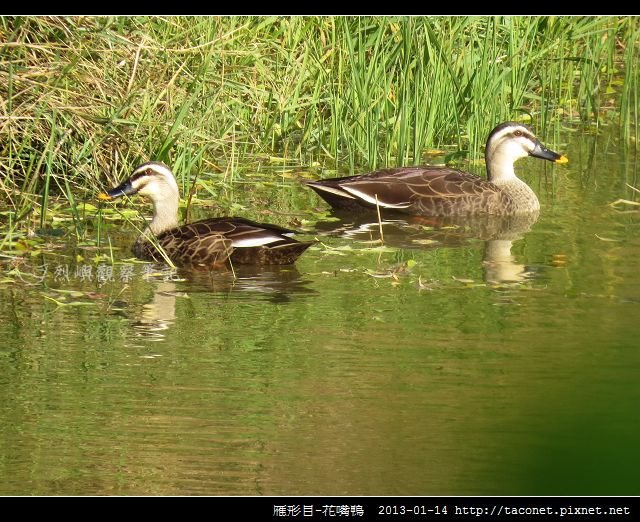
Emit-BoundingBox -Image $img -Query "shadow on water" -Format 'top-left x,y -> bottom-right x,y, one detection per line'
312,209 -> 540,284
182,264 -> 317,301
119,265 -> 316,342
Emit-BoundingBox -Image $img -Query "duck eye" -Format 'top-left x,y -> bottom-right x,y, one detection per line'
514,130 -> 523,137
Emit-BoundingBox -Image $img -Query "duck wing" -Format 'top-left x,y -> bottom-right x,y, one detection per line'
151,221 -> 234,267
202,217 -> 314,265
184,217 -> 302,247
151,217 -> 312,267
307,167 -> 501,210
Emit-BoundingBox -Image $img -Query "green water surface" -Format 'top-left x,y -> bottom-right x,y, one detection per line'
0,126 -> 638,495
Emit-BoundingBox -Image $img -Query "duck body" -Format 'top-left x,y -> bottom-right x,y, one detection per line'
306,166 -> 516,216
132,216 -> 312,268
306,122 -> 568,217
100,162 -> 313,268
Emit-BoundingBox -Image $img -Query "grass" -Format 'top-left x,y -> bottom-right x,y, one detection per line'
0,15 -> 639,241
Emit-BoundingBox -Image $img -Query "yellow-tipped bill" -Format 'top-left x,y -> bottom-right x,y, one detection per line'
555,155 -> 569,165
98,192 -> 112,201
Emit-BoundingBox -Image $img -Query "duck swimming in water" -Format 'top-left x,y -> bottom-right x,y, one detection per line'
305,121 -> 568,216
99,162 -> 313,268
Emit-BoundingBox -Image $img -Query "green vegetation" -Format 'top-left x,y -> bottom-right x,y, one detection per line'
0,16 -> 638,239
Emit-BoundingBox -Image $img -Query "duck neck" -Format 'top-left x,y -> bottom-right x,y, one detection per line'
147,196 -> 179,236
486,147 -> 519,184
487,153 -> 539,212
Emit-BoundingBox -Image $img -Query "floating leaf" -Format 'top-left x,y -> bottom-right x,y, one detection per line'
364,270 -> 394,278
452,276 -> 475,284
595,234 -> 622,242
359,245 -> 398,253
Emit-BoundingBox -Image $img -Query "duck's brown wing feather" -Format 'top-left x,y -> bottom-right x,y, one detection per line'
137,217 -> 312,267
193,217 -> 298,247
145,221 -> 234,268
306,167 -> 507,215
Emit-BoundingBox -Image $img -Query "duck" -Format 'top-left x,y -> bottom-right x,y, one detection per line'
99,161 -> 313,268
305,121 -> 568,216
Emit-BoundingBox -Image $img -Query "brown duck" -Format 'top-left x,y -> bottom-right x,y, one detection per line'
99,162 -> 313,268
305,121 -> 568,216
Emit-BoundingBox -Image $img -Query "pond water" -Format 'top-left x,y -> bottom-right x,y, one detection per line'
0,125 -> 639,496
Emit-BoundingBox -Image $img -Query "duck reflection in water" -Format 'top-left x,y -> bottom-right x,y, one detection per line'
121,266 -> 316,342
133,280 -> 180,342
185,264 -> 316,302
312,211 -> 540,285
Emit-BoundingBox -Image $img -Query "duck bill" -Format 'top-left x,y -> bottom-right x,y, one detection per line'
98,179 -> 136,201
530,141 -> 569,164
